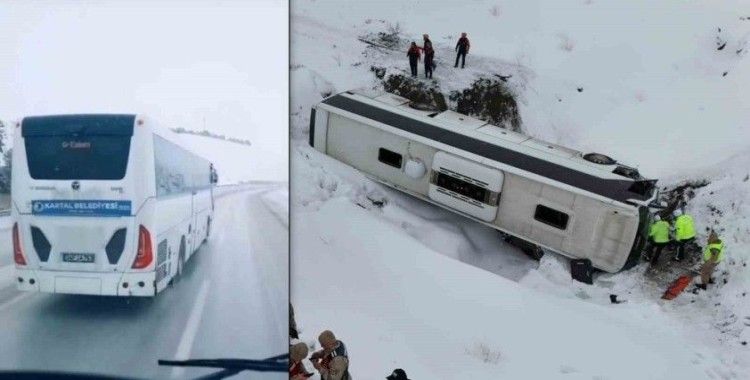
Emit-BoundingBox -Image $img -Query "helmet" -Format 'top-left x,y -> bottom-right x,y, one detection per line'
654,214 -> 661,221
673,208 -> 683,217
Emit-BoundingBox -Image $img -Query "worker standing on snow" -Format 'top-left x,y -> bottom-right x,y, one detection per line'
454,32 -> 470,68
673,209 -> 697,261
696,231 -> 725,290
647,214 -> 670,265
311,330 -> 350,380
407,42 -> 421,77
423,34 -> 435,79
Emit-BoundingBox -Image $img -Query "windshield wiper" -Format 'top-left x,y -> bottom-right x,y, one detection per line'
158,354 -> 287,380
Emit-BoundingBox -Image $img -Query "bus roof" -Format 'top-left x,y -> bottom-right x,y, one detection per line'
319,91 -> 657,205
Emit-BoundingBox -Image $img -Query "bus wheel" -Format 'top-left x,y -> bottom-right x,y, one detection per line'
177,237 -> 186,279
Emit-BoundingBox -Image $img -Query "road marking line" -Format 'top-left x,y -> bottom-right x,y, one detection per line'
0,265 -> 16,291
0,292 -> 33,313
171,279 -> 211,379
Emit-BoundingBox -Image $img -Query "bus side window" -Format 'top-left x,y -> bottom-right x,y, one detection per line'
378,148 -> 403,169
534,205 -> 569,230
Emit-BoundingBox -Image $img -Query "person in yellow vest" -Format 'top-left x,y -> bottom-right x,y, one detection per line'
647,214 -> 671,265
673,209 -> 696,261
696,231 -> 725,290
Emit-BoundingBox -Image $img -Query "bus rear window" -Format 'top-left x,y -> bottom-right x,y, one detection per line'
25,135 -> 132,180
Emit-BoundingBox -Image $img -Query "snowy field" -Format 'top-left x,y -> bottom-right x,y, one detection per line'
290,1 -> 749,379
177,132 -> 286,183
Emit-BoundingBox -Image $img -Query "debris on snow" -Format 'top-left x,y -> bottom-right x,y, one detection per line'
449,78 -> 523,131
382,74 -> 447,111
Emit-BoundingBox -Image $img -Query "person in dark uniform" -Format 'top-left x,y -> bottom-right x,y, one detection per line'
311,330 -> 350,380
422,34 -> 434,79
407,42 -> 421,77
454,32 -> 470,68
387,368 -> 411,380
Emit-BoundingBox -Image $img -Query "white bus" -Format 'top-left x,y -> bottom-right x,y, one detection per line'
309,91 -> 659,273
11,114 -> 217,296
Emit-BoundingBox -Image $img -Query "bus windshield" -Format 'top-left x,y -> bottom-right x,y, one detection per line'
22,115 -> 134,180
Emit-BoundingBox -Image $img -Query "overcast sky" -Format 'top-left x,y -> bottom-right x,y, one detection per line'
0,0 -> 288,181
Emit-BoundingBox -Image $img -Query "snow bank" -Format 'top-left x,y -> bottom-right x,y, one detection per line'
165,131 -> 278,184
261,184 -> 289,227
293,198 -> 726,379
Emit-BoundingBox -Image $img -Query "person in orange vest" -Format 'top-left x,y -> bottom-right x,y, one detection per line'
407,42 -> 421,77
311,330 -> 350,380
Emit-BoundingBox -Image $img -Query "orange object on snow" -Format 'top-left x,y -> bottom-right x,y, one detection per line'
662,275 -> 692,300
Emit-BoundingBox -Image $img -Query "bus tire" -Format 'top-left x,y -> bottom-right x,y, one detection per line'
177,237 -> 186,279
204,217 -> 211,242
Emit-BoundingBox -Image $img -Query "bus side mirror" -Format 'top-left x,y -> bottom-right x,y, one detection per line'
210,171 -> 218,184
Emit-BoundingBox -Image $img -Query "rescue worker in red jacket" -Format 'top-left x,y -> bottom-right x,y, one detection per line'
455,32 -> 470,68
423,34 -> 435,79
311,330 -> 350,380
407,41 -> 421,77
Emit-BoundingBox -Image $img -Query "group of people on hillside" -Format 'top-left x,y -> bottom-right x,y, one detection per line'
646,208 -> 726,290
406,32 -> 471,78
290,304 -> 411,380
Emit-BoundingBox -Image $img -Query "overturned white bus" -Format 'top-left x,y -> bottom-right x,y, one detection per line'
11,114 -> 217,296
309,91 -> 658,273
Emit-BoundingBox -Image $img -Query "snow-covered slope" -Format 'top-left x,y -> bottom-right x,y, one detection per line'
291,1 -> 749,378
293,197 -> 732,379
292,0 -> 749,180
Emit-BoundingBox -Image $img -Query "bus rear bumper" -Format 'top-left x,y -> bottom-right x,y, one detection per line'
15,268 -> 156,297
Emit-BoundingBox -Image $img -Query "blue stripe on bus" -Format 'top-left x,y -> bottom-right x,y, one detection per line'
31,200 -> 132,217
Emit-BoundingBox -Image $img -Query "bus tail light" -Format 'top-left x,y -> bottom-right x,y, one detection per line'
132,225 -> 153,269
13,223 -> 27,266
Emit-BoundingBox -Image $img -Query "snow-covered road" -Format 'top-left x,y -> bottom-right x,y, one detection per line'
0,185 -> 288,379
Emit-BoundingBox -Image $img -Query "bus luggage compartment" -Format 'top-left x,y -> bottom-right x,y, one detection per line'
428,151 -> 504,222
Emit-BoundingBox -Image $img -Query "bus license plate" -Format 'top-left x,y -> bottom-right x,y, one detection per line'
62,253 -> 95,263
